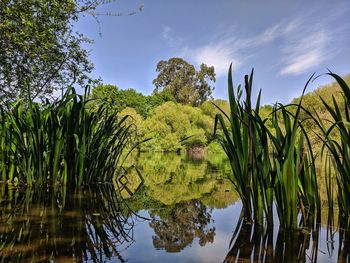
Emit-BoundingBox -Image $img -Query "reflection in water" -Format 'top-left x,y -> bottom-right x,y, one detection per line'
124,152 -> 237,208
1,153 -> 350,262
120,152 -> 234,255
122,153 -> 350,262
150,200 -> 215,252
338,218 -> 350,262
224,207 -> 350,263
0,185 -> 136,262
225,222 -> 319,262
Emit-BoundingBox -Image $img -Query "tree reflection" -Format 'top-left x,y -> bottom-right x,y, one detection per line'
149,200 -> 215,252
124,152 -> 237,209
0,185 -> 136,262
120,152 -> 236,253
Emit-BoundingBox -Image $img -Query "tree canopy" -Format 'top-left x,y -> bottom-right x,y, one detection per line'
0,0 -> 144,104
91,84 -> 175,118
0,0 -> 102,102
152,57 -> 216,106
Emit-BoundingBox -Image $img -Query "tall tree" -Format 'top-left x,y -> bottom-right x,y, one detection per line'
152,57 -> 216,106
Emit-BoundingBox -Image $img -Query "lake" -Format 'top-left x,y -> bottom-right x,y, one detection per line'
0,152 -> 349,262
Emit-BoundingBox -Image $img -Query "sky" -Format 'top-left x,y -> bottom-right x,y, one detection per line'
77,0 -> 350,105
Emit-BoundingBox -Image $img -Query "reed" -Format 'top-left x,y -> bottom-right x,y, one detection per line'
215,65 -> 320,229
317,73 -> 350,220
267,102 -> 320,229
214,65 -> 272,222
0,87 -> 138,187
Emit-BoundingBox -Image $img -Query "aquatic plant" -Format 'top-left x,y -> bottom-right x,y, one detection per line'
214,65 -> 320,229
214,66 -> 254,221
214,65 -> 272,223
267,102 -> 320,229
0,87 -> 138,187
316,73 -> 350,221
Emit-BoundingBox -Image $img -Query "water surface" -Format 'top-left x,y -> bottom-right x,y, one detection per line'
0,152 -> 349,262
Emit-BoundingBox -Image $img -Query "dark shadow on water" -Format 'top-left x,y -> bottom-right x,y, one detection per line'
0,184 -> 138,262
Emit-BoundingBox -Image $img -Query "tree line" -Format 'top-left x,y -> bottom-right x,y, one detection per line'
91,72 -> 350,152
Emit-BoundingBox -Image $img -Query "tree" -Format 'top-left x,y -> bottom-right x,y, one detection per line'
92,84 -> 148,114
140,102 -> 213,151
152,57 -> 216,106
0,0 -> 143,103
91,84 -> 174,118
117,107 -> 143,141
0,0 -> 95,102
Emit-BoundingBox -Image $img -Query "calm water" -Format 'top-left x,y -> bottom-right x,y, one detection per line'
0,152 -> 349,262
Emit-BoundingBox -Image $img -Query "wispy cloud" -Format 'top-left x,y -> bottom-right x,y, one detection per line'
192,41 -> 241,77
161,26 -> 172,40
161,6 -> 348,78
279,30 -> 329,75
193,16 -> 344,77
190,25 -> 283,77
161,25 -> 184,48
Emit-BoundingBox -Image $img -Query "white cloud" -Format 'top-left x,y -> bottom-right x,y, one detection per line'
279,31 -> 329,75
280,50 -> 323,75
193,42 -> 241,77
283,19 -> 301,35
191,16 -> 338,77
277,7 -> 349,76
189,25 -> 283,77
162,8 -> 345,78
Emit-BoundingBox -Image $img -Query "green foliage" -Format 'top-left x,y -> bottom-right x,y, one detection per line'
148,89 -> 176,111
91,84 -> 175,118
140,102 -> 214,151
153,57 -> 216,106
141,102 -> 188,151
0,87 -> 136,187
118,107 -> 143,130
123,152 -> 235,209
292,75 -> 349,114
90,95 -> 231,152
201,99 -> 229,118
118,98 -> 230,152
92,85 -> 147,116
0,0 -> 98,102
90,66 -> 227,153
312,73 -> 350,220
291,75 -> 350,151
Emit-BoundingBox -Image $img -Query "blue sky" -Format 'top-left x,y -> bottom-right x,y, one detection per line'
77,0 -> 350,105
